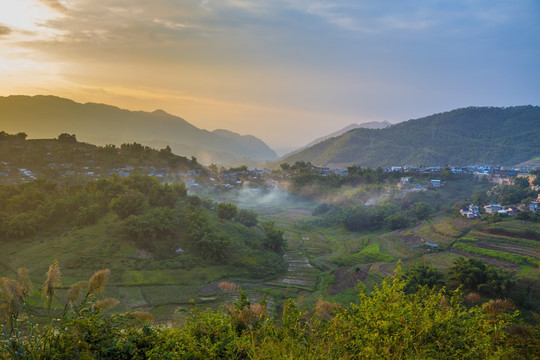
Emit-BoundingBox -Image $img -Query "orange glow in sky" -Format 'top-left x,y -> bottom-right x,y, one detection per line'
1,0 -> 539,150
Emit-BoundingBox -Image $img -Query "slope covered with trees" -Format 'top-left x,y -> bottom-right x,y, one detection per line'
284,106 -> 540,167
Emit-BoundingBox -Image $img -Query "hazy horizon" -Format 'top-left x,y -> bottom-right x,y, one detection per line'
1,0 -> 539,148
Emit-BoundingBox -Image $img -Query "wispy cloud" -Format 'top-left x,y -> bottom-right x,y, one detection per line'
39,0 -> 68,14
0,0 -> 538,147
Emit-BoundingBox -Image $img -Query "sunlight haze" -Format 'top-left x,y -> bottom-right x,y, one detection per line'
0,0 -> 539,149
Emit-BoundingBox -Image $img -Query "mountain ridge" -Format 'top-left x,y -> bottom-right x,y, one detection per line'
0,95 -> 278,164
280,121 -> 390,159
282,106 -> 540,167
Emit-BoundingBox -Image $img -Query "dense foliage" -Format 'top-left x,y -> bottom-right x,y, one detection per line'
1,264 -> 538,359
0,175 -> 285,275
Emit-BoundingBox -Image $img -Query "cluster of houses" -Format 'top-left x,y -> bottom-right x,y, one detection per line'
459,203 -> 521,219
460,196 -> 540,219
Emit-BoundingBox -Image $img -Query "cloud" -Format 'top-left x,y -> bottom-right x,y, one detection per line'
0,25 -> 12,36
39,0 -> 68,13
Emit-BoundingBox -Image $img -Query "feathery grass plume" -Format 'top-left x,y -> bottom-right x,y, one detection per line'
0,278 -> 24,319
128,311 -> 154,324
218,281 -> 240,295
87,269 -> 110,296
17,267 -> 32,295
65,281 -> 87,307
42,259 -> 61,300
314,297 -> 336,320
464,292 -> 482,303
93,297 -> 120,312
483,298 -> 515,316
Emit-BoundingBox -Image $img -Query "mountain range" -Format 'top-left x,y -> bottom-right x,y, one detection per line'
283,106 -> 540,168
0,95 -> 278,165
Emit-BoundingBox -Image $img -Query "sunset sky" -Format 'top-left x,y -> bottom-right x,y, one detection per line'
1,0 -> 539,151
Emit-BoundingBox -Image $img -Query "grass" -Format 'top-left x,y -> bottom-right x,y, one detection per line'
358,243 -> 394,263
453,242 -> 539,266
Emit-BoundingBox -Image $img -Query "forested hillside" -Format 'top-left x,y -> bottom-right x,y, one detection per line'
0,132 -> 199,184
284,106 -> 540,167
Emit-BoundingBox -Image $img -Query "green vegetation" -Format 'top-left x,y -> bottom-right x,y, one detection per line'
1,125 -> 539,357
402,262 -> 444,292
357,243 -> 394,263
216,202 -> 238,220
0,131 -> 200,185
0,174 -> 288,322
2,264 -> 538,359
449,257 -> 516,298
453,242 -> 539,267
283,106 -> 540,166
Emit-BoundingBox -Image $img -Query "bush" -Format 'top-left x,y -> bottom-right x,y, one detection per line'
217,202 -> 238,220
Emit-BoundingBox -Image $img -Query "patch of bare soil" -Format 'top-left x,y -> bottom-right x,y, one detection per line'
328,265 -> 370,296
449,249 -> 521,271
397,231 -> 423,246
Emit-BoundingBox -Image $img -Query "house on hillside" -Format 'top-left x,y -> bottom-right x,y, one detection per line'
530,200 -> 540,213
484,203 -> 502,214
399,177 -> 411,187
430,179 -> 441,187
460,204 -> 480,219
504,206 -> 520,216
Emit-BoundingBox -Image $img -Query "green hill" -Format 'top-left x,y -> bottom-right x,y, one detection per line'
0,174 -> 285,322
283,106 -> 540,167
0,134 -> 199,184
0,95 -> 278,164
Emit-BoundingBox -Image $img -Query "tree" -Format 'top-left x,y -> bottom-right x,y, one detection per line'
124,207 -> 180,249
413,202 -> 432,220
159,145 -> 172,158
208,163 -> 219,175
185,208 -> 231,262
109,190 -> 147,219
217,202 -> 238,220
15,132 -> 27,140
449,257 -> 515,297
261,221 -> 286,254
514,177 -> 530,189
472,190 -> 489,206
236,209 -> 258,227
57,133 -> 77,143
385,213 -> 409,230
403,263 -> 444,293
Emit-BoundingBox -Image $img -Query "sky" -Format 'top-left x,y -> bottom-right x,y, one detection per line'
1,0 -> 539,152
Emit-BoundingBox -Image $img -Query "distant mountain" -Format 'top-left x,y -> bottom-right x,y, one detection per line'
304,121 -> 390,149
283,106 -> 540,168
282,121 -> 390,159
0,95 -> 278,164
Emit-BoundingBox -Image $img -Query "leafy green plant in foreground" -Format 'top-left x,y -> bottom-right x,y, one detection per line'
1,263 -> 538,359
